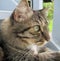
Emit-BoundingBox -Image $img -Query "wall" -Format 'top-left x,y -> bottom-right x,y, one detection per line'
0,0 -> 19,19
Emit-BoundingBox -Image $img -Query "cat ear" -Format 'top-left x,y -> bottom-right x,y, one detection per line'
40,8 -> 49,17
18,0 -> 29,7
12,0 -> 33,22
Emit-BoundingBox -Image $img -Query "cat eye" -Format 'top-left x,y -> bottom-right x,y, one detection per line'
34,25 -> 40,32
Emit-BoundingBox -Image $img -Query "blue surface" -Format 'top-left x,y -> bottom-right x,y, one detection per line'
0,0 -> 17,11
0,0 -> 19,19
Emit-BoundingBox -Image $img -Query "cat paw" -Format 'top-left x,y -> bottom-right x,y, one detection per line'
50,52 -> 60,61
38,51 -> 60,61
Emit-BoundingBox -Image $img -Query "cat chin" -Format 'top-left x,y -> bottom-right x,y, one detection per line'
27,41 -> 48,55
27,44 -> 39,55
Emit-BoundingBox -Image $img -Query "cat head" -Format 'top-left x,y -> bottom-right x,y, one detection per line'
10,0 -> 50,54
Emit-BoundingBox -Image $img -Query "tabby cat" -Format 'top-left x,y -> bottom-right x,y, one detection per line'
0,0 -> 60,61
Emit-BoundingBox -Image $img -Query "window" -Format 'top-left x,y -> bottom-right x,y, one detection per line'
0,0 -> 19,19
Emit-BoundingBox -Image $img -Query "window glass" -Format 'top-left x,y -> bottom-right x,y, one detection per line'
0,0 -> 19,19
43,2 -> 54,32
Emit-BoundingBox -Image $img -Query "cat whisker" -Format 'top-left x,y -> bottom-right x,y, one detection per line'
19,50 -> 32,61
14,54 -> 21,61
14,50 -> 28,61
25,52 -> 33,61
6,52 -> 18,59
26,51 -> 40,61
6,48 -> 28,59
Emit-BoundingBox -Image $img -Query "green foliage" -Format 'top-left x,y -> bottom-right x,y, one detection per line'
43,2 -> 54,32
